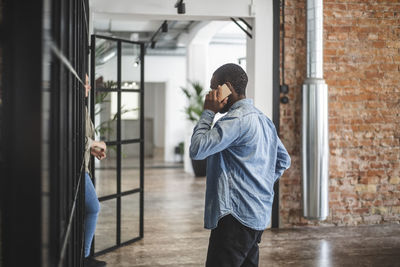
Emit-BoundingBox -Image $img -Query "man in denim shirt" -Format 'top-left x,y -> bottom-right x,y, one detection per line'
190,64 -> 291,267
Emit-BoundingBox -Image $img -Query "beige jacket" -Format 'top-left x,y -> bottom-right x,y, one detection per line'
85,107 -> 95,174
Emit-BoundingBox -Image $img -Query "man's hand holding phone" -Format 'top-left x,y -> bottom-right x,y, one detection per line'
204,83 -> 232,113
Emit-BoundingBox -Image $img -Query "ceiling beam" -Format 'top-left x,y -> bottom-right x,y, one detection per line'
90,0 -> 254,21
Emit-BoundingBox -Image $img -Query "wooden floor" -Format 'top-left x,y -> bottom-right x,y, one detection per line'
96,167 -> 400,267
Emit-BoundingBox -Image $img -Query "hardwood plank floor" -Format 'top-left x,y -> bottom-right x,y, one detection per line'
96,167 -> 400,267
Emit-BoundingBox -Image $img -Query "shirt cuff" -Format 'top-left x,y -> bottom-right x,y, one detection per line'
201,110 -> 216,123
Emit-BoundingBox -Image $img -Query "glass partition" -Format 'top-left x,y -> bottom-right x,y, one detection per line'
91,35 -> 144,254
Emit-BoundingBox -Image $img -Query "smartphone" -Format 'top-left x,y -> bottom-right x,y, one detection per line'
217,83 -> 232,102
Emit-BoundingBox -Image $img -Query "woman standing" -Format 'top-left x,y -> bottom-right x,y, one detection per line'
84,74 -> 107,267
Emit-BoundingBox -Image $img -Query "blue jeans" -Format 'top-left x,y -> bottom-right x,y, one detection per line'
85,172 -> 100,257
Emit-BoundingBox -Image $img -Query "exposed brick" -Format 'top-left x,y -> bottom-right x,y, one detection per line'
356,184 -> 377,193
391,206 -> 400,214
363,215 -> 383,224
389,177 -> 400,185
279,0 -> 400,227
359,177 -> 380,185
372,207 -> 387,215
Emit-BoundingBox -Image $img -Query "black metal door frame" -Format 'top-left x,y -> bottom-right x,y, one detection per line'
90,34 -> 145,255
271,0 -> 281,229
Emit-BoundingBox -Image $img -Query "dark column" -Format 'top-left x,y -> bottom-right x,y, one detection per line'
1,0 -> 44,266
271,0 -> 281,229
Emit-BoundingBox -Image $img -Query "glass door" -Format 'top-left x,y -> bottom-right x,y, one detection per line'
90,35 -> 144,255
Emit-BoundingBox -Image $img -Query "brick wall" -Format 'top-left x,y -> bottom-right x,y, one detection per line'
279,0 -> 400,227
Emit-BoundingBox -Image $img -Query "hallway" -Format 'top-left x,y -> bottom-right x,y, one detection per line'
96,167 -> 400,267
97,167 -> 209,266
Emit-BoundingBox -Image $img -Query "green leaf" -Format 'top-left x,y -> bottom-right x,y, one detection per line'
181,87 -> 192,99
181,81 -> 206,123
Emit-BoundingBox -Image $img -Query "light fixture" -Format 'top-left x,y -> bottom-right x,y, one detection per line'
280,96 -> 289,104
175,0 -> 185,14
130,33 -> 139,42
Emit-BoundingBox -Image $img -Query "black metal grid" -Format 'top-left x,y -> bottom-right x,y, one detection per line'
90,34 -> 145,256
49,0 -> 89,266
1,0 -> 89,266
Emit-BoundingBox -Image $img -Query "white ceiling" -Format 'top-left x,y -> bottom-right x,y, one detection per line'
90,0 -> 249,51
90,0 -> 253,20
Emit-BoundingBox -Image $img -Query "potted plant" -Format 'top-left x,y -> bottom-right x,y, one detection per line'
181,81 -> 208,177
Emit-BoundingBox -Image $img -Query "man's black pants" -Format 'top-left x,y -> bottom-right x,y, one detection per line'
205,214 -> 264,267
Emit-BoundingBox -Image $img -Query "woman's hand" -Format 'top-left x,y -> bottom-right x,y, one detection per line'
91,141 -> 107,160
91,147 -> 106,160
92,141 -> 107,152
85,74 -> 91,98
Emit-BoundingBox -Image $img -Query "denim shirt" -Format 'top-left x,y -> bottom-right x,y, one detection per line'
190,99 -> 291,230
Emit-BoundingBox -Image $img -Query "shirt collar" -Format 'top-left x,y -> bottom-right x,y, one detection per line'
229,98 -> 253,111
